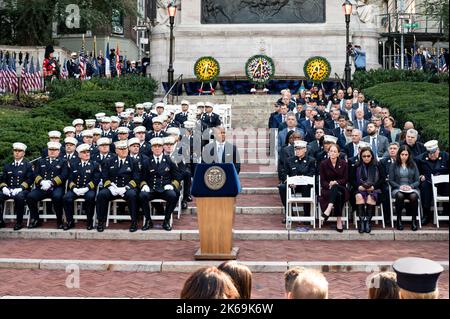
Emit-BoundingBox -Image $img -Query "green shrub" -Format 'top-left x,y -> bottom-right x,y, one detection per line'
352,69 -> 449,90
363,82 -> 449,150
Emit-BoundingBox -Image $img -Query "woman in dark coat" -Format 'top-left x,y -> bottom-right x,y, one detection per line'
353,147 -> 386,234
319,143 -> 350,232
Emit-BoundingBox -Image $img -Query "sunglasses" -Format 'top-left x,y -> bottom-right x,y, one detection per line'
362,155 -> 372,158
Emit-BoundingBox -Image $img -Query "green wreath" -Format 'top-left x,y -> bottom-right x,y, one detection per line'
303,56 -> 331,82
194,56 -> 220,82
245,54 -> 275,86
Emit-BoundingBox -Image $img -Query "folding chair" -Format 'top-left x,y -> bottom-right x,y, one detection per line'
105,198 -> 128,227
146,199 -> 173,227
317,177 -> 350,229
2,199 -> 31,226
353,205 -> 385,229
431,174 -> 449,228
285,175 -> 316,229
72,185 -> 99,225
389,185 -> 422,229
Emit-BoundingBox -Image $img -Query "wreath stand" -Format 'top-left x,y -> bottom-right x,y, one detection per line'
198,82 -> 215,96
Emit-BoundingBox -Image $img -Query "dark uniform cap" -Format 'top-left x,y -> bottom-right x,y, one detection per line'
393,257 -> 444,293
314,114 -> 324,121
317,99 -> 327,106
296,98 -> 306,105
332,98 -> 340,105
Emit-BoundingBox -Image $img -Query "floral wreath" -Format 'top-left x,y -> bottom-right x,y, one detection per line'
194,56 -> 220,82
245,54 -> 275,86
303,56 -> 331,82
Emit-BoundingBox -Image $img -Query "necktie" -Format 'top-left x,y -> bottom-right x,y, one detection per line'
15,162 -> 18,167
371,137 -> 378,156
355,144 -> 358,156
156,157 -> 160,166
82,162 -> 85,168
119,160 -> 123,168
218,144 -> 224,163
359,120 -> 363,130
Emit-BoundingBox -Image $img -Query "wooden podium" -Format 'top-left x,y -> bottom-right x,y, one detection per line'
191,164 -> 241,260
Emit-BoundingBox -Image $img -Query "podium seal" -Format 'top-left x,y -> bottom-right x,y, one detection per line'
204,166 -> 226,190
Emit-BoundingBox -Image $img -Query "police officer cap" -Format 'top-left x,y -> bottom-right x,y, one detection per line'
163,136 -> 176,145
151,137 -> 164,146
95,112 -> 106,119
205,101 -> 214,108
166,127 -> 180,136
82,130 -> 93,137
393,257 -> 444,293
72,119 -> 84,126
115,102 -> 125,108
127,137 -> 140,147
143,102 -> 153,111
117,127 -> 129,134
294,140 -> 308,149
92,128 -> 102,136
324,135 -> 338,144
97,137 -> 111,146
314,114 -> 325,121
76,143 -> 91,153
120,112 -> 130,119
135,103 -> 144,109
318,99 -> 327,106
184,121 -> 195,129
126,108 -> 135,114
155,102 -> 165,109
48,131 -> 61,138
181,100 -> 190,106
152,116 -> 163,124
197,102 -> 205,107
133,126 -> 146,134
115,140 -> 128,150
110,116 -> 120,123
133,116 -> 144,124
424,140 -> 439,153
85,119 -> 96,127
63,126 -> 76,134
101,117 -> 111,123
13,142 -> 27,152
47,142 -> 61,150
332,98 -> 341,105
64,137 -> 78,146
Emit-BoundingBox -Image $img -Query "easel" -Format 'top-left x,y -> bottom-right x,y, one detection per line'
198,82 -> 215,95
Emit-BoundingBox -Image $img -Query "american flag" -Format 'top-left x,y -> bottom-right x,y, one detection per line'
79,35 -> 87,79
33,57 -> 43,91
6,57 -> 18,94
0,58 -> 5,93
20,58 -> 30,95
115,44 -> 121,77
439,54 -> 448,73
60,58 -> 69,80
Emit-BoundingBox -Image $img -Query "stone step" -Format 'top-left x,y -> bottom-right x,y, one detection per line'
240,171 -> 278,178
241,163 -> 277,173
240,177 -> 279,187
241,187 -> 278,194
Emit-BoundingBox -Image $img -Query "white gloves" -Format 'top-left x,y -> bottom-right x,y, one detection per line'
41,180 -> 52,191
164,184 -> 174,191
2,188 -> 11,197
73,187 -> 89,196
141,185 -> 150,193
73,188 -> 81,196
11,188 -> 22,196
108,183 -> 119,196
116,187 -> 127,197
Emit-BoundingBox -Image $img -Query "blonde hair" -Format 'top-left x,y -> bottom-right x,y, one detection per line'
290,269 -> 328,299
367,272 -> 399,299
284,267 -> 305,293
399,288 -> 439,299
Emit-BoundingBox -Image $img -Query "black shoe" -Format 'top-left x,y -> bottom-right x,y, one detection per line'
129,222 -> 138,233
97,221 -> 105,232
411,220 -> 418,231
396,221 -> 404,231
28,219 -> 41,229
421,215 -> 430,226
321,212 -> 330,223
162,221 -> 172,231
57,221 -> 64,230
13,223 -> 23,231
63,220 -> 75,231
357,205 -> 365,233
181,201 -> 188,210
186,195 -> 193,202
364,219 -> 372,233
0,220 -> 5,228
336,225 -> 344,233
142,219 -> 153,231
86,219 -> 93,230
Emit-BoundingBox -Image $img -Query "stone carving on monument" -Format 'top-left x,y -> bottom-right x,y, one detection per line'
201,0 -> 326,24
155,0 -> 181,27
350,0 -> 381,26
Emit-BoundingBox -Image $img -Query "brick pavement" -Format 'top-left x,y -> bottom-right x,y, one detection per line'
0,239 -> 447,262
0,269 -> 447,299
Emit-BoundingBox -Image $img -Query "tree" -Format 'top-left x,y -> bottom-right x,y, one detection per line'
419,0 -> 449,41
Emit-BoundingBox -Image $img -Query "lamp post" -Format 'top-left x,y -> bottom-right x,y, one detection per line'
167,3 -> 177,95
342,0 -> 352,88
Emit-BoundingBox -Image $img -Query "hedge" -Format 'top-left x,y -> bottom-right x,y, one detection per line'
352,69 -> 449,90
363,81 -> 449,150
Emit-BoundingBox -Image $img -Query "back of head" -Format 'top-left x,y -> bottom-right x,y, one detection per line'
284,267 -> 305,295
218,261 -> 253,299
399,288 -> 439,299
290,269 -> 328,299
180,266 -> 240,299
367,272 -> 399,299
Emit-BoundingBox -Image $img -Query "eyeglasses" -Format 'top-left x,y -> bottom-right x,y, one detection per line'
362,155 -> 372,158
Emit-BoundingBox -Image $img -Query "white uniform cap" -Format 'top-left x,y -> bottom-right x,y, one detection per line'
323,135 -> 338,144
92,128 -> 102,136
133,126 -> 147,134
47,142 -> 61,150
294,140 -> 308,149
128,137 -> 140,147
82,130 -> 93,137
117,127 -> 130,134
152,116 -> 163,124
358,141 -> 371,149
181,100 -> 190,106
126,108 -> 135,114
76,143 -> 91,153
120,112 -> 130,118
197,102 -> 205,107
131,60 -> 136,64
424,140 -> 439,152
96,137 -> 111,146
70,52 -> 78,57
166,127 -> 180,136
85,119 -> 96,126
101,117 -> 111,123
111,116 -> 120,123
95,112 -> 106,119
115,102 -> 125,108
184,121 -> 195,129
150,137 -> 164,146
205,101 -> 214,108
64,137 -> 78,145
72,119 -> 84,126
13,142 -> 27,151
163,136 -> 176,145
143,102 -> 153,109
115,140 -> 128,149
48,131 -> 61,138
133,117 -> 144,124
135,103 -> 144,109
160,115 -> 168,122
155,102 -> 165,109
63,126 -> 76,134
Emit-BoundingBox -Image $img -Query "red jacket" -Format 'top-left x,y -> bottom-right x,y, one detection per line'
319,158 -> 350,212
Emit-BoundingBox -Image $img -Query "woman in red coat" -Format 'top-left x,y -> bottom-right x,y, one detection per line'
319,143 -> 350,232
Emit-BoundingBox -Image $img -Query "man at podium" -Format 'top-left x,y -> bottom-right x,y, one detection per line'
202,127 -> 241,174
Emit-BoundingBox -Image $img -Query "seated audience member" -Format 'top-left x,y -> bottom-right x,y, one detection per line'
383,116 -> 401,143
180,267 -> 240,299
218,261 -> 252,299
288,268 -> 329,299
367,272 -> 399,299
401,129 -> 426,158
393,257 -> 444,299
278,131 -> 302,182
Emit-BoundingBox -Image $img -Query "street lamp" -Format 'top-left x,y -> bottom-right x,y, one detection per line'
167,3 -> 177,95
342,0 -> 352,88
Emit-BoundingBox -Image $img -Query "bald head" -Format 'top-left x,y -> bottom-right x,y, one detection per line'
404,121 -> 414,130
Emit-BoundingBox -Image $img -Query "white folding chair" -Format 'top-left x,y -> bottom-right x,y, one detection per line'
72,184 -> 99,225
285,175 -> 316,229
105,198 -> 128,227
389,184 -> 422,228
40,198 -> 56,222
317,177 -> 350,229
2,199 -> 31,226
353,205 -> 385,229
431,174 -> 449,228
146,199 -> 173,227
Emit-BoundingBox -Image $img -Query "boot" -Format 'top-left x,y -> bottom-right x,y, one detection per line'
411,209 -> 418,231
356,204 -> 365,234
162,217 -> 172,231
86,218 -> 94,230
421,208 -> 431,226
396,212 -> 403,230
96,220 -> 105,232
365,205 -> 375,233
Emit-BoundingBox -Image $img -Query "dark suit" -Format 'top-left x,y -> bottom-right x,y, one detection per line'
0,160 -> 34,224
362,135 -> 389,159
268,112 -> 282,129
401,141 -> 427,159
332,127 -> 348,149
202,141 -> 241,174
352,103 -> 371,120
278,144 -> 295,182
174,112 -> 189,128
344,142 -> 360,159
201,112 -> 221,128
319,158 -> 350,214
145,130 -> 167,143
354,119 -> 369,136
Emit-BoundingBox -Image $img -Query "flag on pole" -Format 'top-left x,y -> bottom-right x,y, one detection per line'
7,57 -> 18,94
60,58 -> 69,80
105,40 -> 111,77
20,58 -> 29,95
93,56 -> 100,76
0,58 -> 5,93
93,35 -> 97,59
122,55 -> 127,75
34,57 -> 43,91
115,43 -> 121,77
28,57 -> 36,92
79,35 -> 87,79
